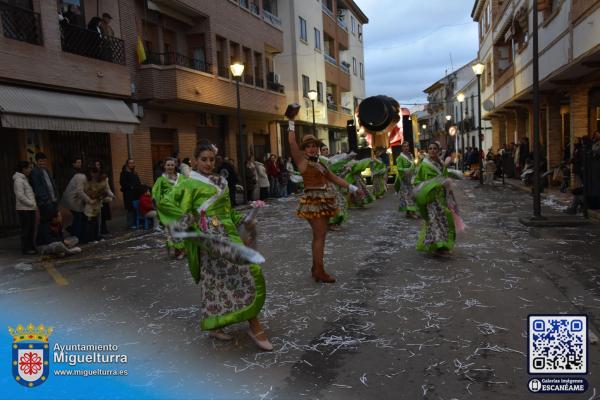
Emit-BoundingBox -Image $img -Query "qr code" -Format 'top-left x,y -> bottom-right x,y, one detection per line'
528,315 -> 587,374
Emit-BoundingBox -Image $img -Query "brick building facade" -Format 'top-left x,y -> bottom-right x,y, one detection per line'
0,0 -> 288,231
472,0 -> 600,172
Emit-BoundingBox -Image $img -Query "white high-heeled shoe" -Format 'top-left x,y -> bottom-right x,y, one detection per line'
208,329 -> 233,341
247,329 -> 273,351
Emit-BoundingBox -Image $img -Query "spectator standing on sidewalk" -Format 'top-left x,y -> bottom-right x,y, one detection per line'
13,161 -> 37,255
255,159 -> 269,201
285,156 -> 297,195
84,166 -> 114,243
216,156 -> 239,206
120,159 -> 141,229
61,168 -> 90,243
245,157 -> 258,201
139,186 -> 160,231
30,152 -> 59,244
266,154 -> 280,198
94,160 -> 113,235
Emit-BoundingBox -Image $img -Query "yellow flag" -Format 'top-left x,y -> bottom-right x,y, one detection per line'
137,35 -> 146,64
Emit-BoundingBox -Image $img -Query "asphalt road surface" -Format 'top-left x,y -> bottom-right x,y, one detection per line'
2,181 -> 600,400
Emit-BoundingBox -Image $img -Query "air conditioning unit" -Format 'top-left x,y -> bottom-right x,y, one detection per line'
273,73 -> 280,84
337,9 -> 346,16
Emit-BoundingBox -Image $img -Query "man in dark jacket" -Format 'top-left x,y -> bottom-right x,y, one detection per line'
30,153 -> 58,218
119,159 -> 141,229
30,153 -> 59,245
216,156 -> 239,206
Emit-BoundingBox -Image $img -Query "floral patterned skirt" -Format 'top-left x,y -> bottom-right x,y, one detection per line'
297,188 -> 338,219
398,174 -> 416,212
416,196 -> 456,253
194,216 -> 265,331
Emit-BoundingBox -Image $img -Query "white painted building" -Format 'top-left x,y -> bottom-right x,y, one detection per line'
275,0 -> 368,154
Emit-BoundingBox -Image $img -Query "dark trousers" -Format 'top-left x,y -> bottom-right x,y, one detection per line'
259,187 -> 268,201
229,185 -> 237,206
84,216 -> 100,244
18,210 -> 36,253
70,210 -> 86,242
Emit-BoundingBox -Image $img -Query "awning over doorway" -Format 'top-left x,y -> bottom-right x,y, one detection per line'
0,85 -> 139,134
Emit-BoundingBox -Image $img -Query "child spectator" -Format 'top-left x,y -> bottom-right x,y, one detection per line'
36,211 -> 81,257
139,185 -> 160,231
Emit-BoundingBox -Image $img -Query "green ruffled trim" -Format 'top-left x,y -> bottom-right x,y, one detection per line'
329,209 -> 348,225
201,263 -> 266,331
167,240 -> 185,250
399,205 -> 418,213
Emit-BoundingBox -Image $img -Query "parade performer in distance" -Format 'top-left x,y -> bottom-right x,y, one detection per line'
326,152 -> 356,228
286,104 -> 361,283
412,142 -> 464,256
158,142 -> 272,351
320,146 -> 347,230
370,157 -> 387,199
343,158 -> 374,208
153,157 -> 186,259
394,142 -> 418,219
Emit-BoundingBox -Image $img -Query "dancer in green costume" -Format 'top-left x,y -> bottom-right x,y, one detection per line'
412,142 -> 461,255
319,146 -> 350,229
152,158 -> 186,258
158,142 -> 273,351
393,142 -> 418,218
370,157 -> 387,199
344,158 -> 374,208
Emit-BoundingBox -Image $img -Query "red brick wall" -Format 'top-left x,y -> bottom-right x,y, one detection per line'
0,1 -> 130,97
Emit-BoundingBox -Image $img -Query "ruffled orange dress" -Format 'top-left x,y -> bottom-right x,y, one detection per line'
297,160 -> 338,219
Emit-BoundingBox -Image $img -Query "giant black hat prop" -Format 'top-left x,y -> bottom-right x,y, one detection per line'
357,95 -> 400,132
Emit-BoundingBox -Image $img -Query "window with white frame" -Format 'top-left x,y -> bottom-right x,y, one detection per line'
352,57 -> 357,75
299,17 -> 307,42
351,16 -> 356,34
359,62 -> 364,79
302,74 -> 310,98
314,28 -> 321,50
317,81 -> 323,102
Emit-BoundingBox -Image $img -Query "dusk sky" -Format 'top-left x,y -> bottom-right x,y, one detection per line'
358,0 -> 479,107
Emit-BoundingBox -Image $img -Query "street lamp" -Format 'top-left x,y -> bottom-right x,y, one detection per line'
230,62 -> 247,204
308,89 -> 318,136
472,62 -> 485,184
457,92 -> 465,171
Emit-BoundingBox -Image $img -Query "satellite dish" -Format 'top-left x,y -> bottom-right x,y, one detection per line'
483,99 -> 495,111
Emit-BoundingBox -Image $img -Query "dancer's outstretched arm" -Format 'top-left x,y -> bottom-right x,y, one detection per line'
326,170 -> 359,194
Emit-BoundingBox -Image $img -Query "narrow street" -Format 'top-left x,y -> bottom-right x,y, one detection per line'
2,181 -> 600,399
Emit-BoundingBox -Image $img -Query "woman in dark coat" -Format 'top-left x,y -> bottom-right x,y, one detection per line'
119,159 -> 141,229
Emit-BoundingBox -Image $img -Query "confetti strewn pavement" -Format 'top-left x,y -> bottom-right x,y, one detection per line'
1,181 -> 600,399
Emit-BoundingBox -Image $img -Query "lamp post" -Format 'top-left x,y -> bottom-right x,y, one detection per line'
230,62 -> 246,204
531,2 -> 542,218
445,114 -> 452,154
472,62 -> 485,184
421,124 -> 427,148
457,92 -> 465,171
308,89 -> 318,136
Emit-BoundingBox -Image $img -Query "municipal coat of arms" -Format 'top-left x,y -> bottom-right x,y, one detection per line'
9,323 -> 53,388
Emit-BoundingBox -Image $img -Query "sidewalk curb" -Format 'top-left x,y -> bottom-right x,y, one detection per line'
501,179 -> 600,223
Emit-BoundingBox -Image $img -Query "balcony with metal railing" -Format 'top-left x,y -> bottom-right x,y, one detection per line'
60,23 -> 125,64
144,51 -> 211,73
0,2 -> 42,45
322,3 -> 334,19
244,74 -> 254,85
339,62 -> 350,74
262,10 -> 281,28
255,77 -> 264,88
337,17 -> 348,31
267,79 -> 284,93
327,102 -> 338,111
324,53 -> 336,65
